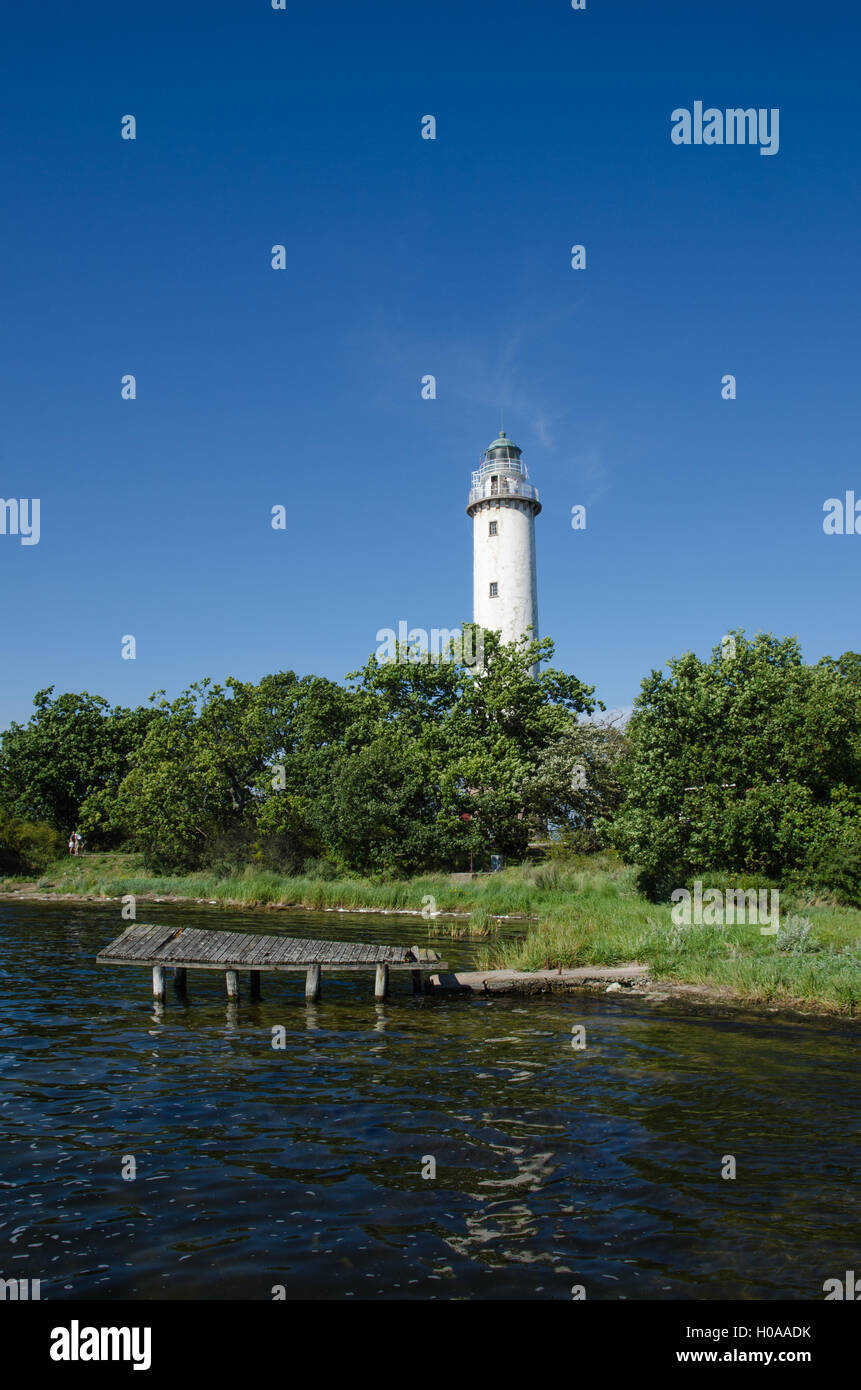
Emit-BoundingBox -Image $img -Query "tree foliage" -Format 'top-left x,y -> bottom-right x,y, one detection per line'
604,631 -> 861,899
254,628 -> 598,874
0,631 -> 599,876
114,673 -> 302,871
523,715 -> 627,852
0,689 -> 157,838
7,627 -> 856,896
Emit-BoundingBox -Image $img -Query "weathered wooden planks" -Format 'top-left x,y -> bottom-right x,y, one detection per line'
98,925 -> 434,969
97,924 -> 445,1004
106,923 -> 180,961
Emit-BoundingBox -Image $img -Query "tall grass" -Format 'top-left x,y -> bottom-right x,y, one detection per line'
11,850 -> 861,1014
477,898 -> 861,1015
28,851 -> 634,917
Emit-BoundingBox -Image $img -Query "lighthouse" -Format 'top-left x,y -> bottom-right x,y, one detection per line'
467,429 -> 541,659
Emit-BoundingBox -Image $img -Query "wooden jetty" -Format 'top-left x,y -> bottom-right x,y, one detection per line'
96,923 -> 445,1003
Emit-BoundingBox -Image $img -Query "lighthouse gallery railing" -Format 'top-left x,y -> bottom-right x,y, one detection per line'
467,477 -> 540,506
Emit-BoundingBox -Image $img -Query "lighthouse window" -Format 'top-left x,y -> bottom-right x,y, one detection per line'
489,582 -> 498,597
489,521 -> 498,536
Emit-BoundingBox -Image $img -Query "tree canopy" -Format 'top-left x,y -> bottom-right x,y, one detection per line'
3,627 -> 858,899
0,630 -> 601,876
604,631 -> 861,899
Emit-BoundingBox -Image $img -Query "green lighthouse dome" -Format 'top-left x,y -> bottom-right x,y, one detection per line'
485,429 -> 522,457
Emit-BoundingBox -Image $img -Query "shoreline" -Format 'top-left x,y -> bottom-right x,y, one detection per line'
428,964 -> 859,1026
4,882 -> 857,1025
0,885 -> 519,919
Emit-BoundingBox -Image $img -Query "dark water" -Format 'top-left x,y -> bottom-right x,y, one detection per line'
0,898 -> 857,1301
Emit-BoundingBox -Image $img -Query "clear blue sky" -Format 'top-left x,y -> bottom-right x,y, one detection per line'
2,0 -> 858,727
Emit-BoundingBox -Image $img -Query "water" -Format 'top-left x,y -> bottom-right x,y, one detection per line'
0,898 -> 857,1300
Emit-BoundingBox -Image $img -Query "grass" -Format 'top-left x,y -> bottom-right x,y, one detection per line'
474,881 -> 861,1016
16,851 -> 630,917
5,850 -> 860,1015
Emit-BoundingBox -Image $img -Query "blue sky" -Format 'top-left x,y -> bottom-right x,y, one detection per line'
1,0 -> 858,727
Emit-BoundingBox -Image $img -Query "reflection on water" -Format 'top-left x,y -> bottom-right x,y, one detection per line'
0,898 -> 857,1300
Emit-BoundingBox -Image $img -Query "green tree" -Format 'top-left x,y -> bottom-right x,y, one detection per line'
0,689 -> 156,839
522,714 -> 627,851
1,633 -> 600,878
604,631 -> 861,897
442,628 -> 598,858
115,673 -> 304,870
278,626 -> 598,873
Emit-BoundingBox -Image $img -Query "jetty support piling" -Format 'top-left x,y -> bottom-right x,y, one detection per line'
97,925 -> 445,1007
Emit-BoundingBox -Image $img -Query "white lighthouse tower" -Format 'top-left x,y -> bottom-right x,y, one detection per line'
467,429 -> 541,658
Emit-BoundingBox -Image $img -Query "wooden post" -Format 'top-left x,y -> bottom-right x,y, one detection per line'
305,964 -> 321,1001
374,963 -> 389,1000
174,968 -> 187,994
152,965 -> 165,1001
412,969 -> 423,994
249,970 -> 261,1000
226,970 -> 239,999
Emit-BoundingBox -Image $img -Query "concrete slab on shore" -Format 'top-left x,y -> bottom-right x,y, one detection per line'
428,964 -> 649,996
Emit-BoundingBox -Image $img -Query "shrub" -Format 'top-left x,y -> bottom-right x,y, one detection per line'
805,840 -> 861,908
777,914 -> 820,954
605,634 -> 861,898
0,817 -> 64,874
